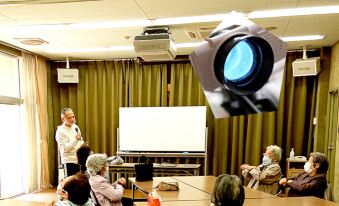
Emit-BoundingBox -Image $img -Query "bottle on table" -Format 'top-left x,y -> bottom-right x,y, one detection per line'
290,148 -> 295,159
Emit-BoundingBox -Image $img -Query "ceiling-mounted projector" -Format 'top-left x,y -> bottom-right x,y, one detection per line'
134,26 -> 177,61
292,57 -> 320,77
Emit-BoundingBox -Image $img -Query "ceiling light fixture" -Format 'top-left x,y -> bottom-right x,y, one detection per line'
47,46 -> 134,53
176,42 -> 204,48
70,20 -> 152,29
248,5 -> 339,18
153,14 -> 229,25
280,35 -> 325,42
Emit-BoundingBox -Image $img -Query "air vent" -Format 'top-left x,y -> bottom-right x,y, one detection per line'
186,27 -> 214,40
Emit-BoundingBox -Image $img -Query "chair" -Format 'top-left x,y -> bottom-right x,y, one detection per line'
90,190 -> 135,206
324,183 -> 332,200
90,189 -> 100,206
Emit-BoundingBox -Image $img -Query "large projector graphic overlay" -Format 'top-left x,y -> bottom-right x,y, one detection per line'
190,13 -> 287,118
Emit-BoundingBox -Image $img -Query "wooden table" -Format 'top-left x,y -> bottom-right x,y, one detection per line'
0,200 -> 46,206
109,163 -> 201,180
134,200 -> 211,206
129,175 -> 277,203
243,187 -> 276,199
135,196 -> 339,206
128,177 -> 211,201
171,175 -> 215,194
172,176 -> 275,198
244,196 -> 339,206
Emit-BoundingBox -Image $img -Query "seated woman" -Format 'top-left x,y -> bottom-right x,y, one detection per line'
211,174 -> 245,206
279,152 -> 328,198
240,145 -> 282,194
86,153 -> 126,206
55,173 -> 94,206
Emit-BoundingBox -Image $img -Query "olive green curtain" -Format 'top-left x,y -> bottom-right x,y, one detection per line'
47,60 -> 167,184
47,52 -> 318,184
168,54 -> 317,177
168,63 -> 282,175
168,63 -> 207,106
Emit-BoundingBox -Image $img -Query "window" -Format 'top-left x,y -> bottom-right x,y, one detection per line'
0,52 -> 25,198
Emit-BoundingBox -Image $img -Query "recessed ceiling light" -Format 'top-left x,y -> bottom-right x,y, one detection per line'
248,5 -> 339,18
14,38 -> 49,45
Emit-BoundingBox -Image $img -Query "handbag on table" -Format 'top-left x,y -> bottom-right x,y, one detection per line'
155,181 -> 179,191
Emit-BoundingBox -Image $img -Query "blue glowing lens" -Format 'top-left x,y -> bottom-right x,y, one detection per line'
223,41 -> 255,81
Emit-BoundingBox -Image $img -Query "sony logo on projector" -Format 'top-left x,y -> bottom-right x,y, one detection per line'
134,26 -> 177,61
57,68 -> 79,83
292,57 -> 321,77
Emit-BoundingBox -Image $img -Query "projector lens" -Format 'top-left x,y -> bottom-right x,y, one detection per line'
214,35 -> 274,96
223,40 -> 256,82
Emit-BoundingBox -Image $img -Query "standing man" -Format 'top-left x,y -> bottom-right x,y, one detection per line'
56,108 -> 84,177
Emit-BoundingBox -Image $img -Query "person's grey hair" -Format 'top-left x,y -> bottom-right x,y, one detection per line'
86,153 -> 107,175
310,152 -> 328,174
61,108 -> 72,117
211,174 -> 244,206
266,145 -> 282,162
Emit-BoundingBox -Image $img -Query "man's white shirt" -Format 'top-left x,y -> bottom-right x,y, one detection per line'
56,123 -> 84,164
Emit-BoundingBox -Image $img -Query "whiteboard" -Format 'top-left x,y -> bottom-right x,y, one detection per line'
118,106 -> 206,153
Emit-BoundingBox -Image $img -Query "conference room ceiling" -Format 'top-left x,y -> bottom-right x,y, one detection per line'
0,0 -> 338,60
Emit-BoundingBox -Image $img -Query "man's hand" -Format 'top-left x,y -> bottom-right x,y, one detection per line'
75,133 -> 82,141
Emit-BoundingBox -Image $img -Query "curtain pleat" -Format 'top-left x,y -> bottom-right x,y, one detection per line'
21,53 -> 39,192
33,55 -> 52,189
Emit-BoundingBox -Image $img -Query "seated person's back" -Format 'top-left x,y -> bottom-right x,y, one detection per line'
55,173 -> 94,206
77,145 -> 92,178
211,174 -> 244,206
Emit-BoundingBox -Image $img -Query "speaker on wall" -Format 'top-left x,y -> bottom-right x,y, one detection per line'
292,57 -> 321,77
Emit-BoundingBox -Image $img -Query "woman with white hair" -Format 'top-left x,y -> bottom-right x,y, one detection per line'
86,153 -> 126,206
240,145 -> 282,195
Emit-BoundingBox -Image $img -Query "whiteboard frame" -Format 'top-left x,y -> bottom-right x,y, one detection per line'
117,106 -> 207,154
